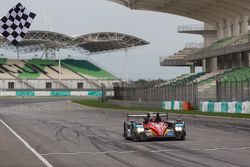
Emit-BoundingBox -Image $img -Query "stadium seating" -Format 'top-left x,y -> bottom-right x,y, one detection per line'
25,59 -> 83,80
197,33 -> 250,53
0,58 -> 119,90
196,68 -> 250,85
61,59 -> 116,79
0,59 -> 117,80
0,58 -> 15,79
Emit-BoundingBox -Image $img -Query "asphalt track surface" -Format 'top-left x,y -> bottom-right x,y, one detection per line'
0,97 -> 250,167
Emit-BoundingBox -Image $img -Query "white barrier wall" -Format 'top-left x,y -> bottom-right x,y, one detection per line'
0,91 -> 16,96
70,91 -> 88,96
35,91 -> 51,96
162,101 -> 182,110
162,101 -> 192,111
200,101 -> 250,114
0,91 -> 106,97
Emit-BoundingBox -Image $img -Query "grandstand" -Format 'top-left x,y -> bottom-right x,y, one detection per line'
110,0 -> 250,107
0,31 -> 149,96
111,0 -> 250,72
0,58 -> 118,89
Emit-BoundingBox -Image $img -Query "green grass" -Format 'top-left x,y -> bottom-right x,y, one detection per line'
73,99 -> 250,119
73,99 -> 165,112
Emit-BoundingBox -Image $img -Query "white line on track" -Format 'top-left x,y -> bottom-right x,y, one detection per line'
40,146 -> 250,157
0,119 -> 53,167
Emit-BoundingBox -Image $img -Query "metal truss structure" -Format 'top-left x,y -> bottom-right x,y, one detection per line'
0,31 -> 149,54
73,32 -> 149,54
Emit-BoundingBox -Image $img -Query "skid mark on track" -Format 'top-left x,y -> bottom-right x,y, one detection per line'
41,146 -> 250,156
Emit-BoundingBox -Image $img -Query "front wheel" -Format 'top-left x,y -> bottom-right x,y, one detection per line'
131,125 -> 140,142
176,131 -> 186,140
123,123 -> 130,140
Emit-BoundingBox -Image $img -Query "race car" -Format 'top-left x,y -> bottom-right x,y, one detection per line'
123,112 -> 186,141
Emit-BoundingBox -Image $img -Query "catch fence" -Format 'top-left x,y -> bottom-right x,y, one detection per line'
114,79 -> 250,109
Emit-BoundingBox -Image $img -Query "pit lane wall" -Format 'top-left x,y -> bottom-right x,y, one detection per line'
162,101 -> 192,111
200,101 -> 250,114
0,90 -> 106,97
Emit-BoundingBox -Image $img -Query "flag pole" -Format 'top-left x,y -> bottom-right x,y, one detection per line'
16,46 -> 19,59
125,48 -> 128,83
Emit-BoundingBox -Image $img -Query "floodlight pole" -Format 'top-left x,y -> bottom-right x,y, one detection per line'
16,47 -> 19,59
57,49 -> 61,82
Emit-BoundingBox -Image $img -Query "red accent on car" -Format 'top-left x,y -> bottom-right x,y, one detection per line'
176,119 -> 182,123
144,122 -> 168,136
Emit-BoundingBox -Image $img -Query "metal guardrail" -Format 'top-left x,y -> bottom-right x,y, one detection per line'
185,42 -> 203,48
160,58 -> 186,66
178,24 -> 216,32
178,24 -> 205,32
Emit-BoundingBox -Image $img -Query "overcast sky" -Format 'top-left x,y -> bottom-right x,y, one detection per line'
0,0 -> 202,80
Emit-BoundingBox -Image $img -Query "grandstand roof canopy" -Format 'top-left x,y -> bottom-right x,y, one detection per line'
110,0 -> 250,26
0,30 -> 149,54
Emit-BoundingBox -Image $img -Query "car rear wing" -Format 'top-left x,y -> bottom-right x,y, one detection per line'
127,112 -> 168,122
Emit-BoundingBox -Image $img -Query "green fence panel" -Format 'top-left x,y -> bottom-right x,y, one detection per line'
221,102 -> 229,113
51,91 -> 71,96
16,91 -> 35,96
171,101 -> 175,110
235,102 -> 243,114
207,102 -> 215,112
88,91 -> 102,97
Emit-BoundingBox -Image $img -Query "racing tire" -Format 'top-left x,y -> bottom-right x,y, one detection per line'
176,131 -> 186,141
123,123 -> 130,140
131,125 -> 140,142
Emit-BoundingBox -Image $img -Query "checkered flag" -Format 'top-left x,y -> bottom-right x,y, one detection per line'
0,3 -> 36,46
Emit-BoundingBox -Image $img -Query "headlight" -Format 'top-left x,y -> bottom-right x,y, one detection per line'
136,127 -> 144,133
175,127 -> 183,131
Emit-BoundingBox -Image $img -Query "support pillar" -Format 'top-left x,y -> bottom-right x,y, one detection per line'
225,20 -> 232,37
202,59 -> 206,72
241,16 -> 249,35
190,65 -> 195,73
217,21 -> 224,40
233,18 -> 240,36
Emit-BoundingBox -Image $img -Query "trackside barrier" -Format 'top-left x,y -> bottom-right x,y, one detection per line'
162,101 -> 192,111
200,101 -> 250,114
0,91 -> 103,97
